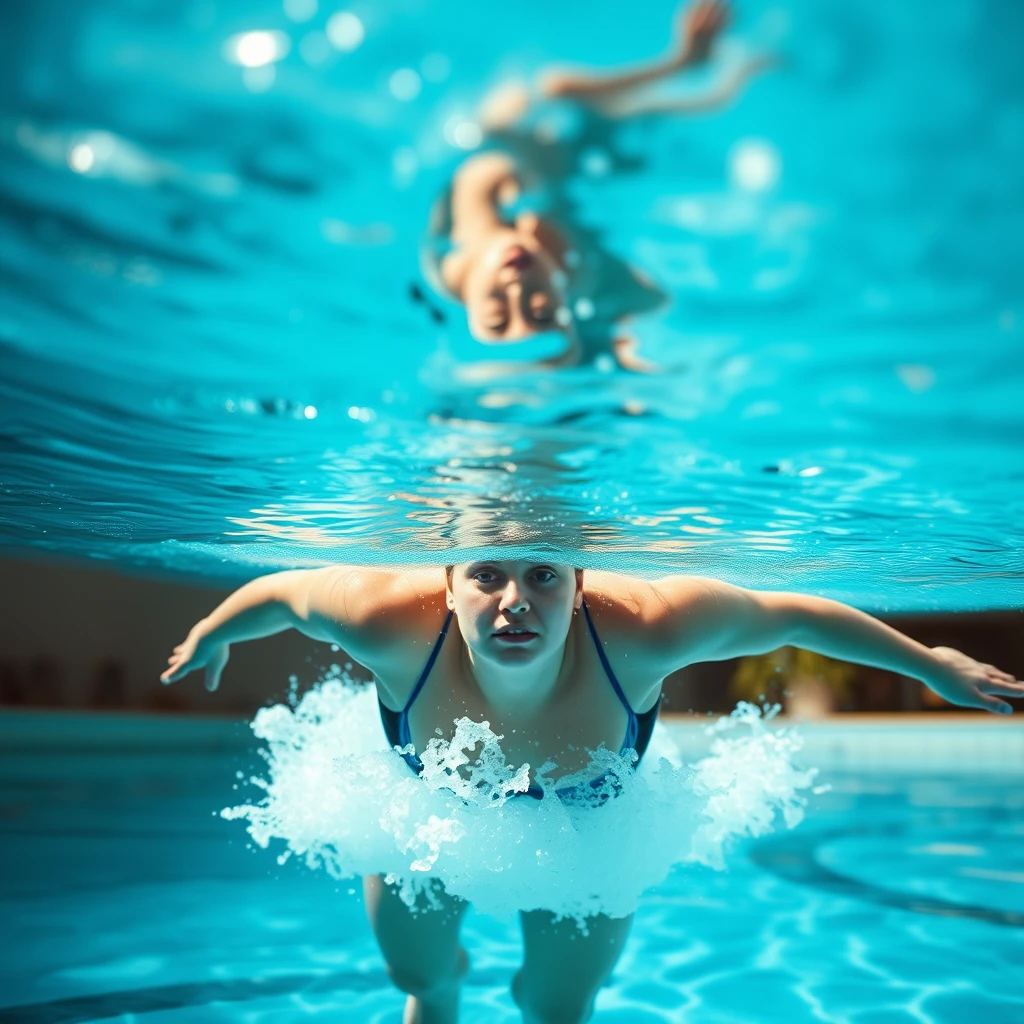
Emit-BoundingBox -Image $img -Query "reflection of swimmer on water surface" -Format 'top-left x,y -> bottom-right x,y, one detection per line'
424,1 -> 775,375
164,561 -> 1020,1024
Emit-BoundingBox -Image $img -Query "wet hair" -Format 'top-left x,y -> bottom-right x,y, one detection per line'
445,563 -> 581,578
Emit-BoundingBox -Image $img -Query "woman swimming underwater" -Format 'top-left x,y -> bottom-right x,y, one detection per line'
163,561 -> 1021,1024
425,0 -> 774,373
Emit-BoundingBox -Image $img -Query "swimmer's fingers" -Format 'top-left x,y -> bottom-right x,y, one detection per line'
161,634 -> 204,684
928,647 -> 1018,713
703,0 -> 731,33
970,690 -> 1014,715
979,677 -> 1024,698
680,0 -> 730,61
962,671 -> 1018,714
160,654 -> 194,685
983,664 -> 1018,685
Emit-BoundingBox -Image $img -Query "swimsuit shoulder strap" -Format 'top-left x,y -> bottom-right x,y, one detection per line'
581,599 -> 639,750
403,609 -> 454,715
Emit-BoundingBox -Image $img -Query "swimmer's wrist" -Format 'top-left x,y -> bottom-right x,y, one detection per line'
193,614 -> 235,652
193,616 -> 215,641
922,646 -> 956,679
674,46 -> 697,70
917,647 -> 960,691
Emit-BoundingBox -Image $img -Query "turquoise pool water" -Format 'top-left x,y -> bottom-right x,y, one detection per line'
0,0 -> 1022,607
2,3 -> 1023,1017
1,714 -> 1022,1022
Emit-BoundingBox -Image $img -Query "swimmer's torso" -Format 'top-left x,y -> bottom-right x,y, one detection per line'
356,569 -> 664,784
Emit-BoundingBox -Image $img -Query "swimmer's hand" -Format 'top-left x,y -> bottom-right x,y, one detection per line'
678,0 -> 730,65
162,620 -> 230,692
926,647 -> 1023,714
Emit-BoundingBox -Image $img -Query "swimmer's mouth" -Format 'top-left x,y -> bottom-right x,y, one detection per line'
493,627 -> 539,644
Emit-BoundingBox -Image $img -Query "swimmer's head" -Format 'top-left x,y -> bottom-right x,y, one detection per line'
445,560 -> 583,667
441,215 -> 571,343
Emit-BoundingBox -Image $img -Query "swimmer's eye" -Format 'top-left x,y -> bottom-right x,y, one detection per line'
473,570 -> 499,584
530,569 -> 557,583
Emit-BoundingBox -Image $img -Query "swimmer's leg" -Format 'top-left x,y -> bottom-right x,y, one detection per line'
513,911 -> 633,1024
363,875 -> 470,1024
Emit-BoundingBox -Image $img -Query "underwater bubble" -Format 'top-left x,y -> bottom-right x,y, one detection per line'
581,148 -> 611,178
68,144 -> 95,173
729,138 -> 781,193
225,31 -> 291,68
283,0 -> 317,23
326,12 -> 364,52
450,121 -> 483,150
389,69 -> 422,102
574,297 -> 595,321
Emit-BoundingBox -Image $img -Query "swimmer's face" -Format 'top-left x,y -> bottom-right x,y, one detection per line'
447,561 -> 583,667
463,237 -> 565,342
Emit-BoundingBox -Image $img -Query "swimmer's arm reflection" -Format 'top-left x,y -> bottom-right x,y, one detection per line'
644,579 -> 1024,714
539,0 -> 728,104
160,567 -> 427,694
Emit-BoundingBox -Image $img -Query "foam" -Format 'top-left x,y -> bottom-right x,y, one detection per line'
224,676 -> 817,921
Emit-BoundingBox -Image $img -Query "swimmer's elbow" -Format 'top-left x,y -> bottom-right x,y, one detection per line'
739,591 -> 834,653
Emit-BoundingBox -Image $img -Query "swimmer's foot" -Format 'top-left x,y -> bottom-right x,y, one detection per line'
402,946 -> 470,1024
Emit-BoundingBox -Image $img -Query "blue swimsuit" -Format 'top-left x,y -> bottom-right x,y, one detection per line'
377,601 -> 659,800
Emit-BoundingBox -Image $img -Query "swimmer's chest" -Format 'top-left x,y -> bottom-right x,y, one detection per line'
403,640 -> 632,779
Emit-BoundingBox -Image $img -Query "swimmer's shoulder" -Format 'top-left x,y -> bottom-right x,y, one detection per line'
581,571 -> 722,663
311,564 -> 449,672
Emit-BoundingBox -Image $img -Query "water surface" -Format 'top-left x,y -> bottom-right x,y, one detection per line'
0,0 -> 1022,608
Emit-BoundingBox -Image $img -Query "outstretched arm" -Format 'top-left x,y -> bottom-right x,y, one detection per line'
540,0 -> 730,105
618,52 -> 776,118
646,578 -> 1024,714
161,566 -> 418,692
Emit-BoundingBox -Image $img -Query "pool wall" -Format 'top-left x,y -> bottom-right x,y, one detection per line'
2,708 -> 1021,775
2,553 -> 1022,716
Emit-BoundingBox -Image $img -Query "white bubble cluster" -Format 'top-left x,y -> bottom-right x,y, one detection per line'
224,680 -> 816,921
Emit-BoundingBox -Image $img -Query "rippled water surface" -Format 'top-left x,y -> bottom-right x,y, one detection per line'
1,0 -> 1022,606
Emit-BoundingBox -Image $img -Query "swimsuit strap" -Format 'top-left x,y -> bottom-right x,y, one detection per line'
397,610 -> 454,749
581,599 -> 639,751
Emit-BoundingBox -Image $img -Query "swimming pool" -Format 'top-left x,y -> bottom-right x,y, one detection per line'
1,712 -> 1022,1022
2,1 -> 1023,1018
0,0 -> 1021,608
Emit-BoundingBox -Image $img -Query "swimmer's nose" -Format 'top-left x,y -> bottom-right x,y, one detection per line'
502,245 -> 533,271
499,581 -> 529,614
